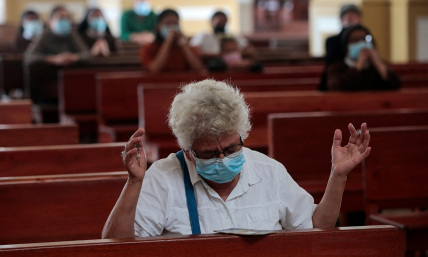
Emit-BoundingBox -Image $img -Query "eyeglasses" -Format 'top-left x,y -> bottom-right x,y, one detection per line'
191,136 -> 243,160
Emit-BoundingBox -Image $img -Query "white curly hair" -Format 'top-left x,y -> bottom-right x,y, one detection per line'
168,79 -> 252,149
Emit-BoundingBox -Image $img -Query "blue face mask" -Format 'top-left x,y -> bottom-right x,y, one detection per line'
194,149 -> 246,184
51,19 -> 71,36
134,1 -> 151,16
348,40 -> 373,60
160,25 -> 179,39
89,17 -> 107,33
22,20 -> 43,40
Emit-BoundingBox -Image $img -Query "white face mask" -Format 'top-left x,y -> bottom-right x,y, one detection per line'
23,20 -> 43,40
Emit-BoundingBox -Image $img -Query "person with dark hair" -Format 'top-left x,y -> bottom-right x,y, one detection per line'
219,37 -> 262,72
190,10 -> 255,61
24,6 -> 89,121
139,9 -> 203,73
319,4 -> 362,91
326,24 -> 401,91
78,8 -> 117,56
14,10 -> 44,52
25,5 -> 89,66
120,0 -> 157,45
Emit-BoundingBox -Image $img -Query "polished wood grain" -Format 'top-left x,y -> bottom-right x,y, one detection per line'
0,226 -> 401,257
0,123 -> 79,147
363,125 -> 428,252
0,99 -> 32,124
0,172 -> 128,244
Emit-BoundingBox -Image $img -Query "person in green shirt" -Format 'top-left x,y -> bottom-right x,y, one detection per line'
120,0 -> 157,45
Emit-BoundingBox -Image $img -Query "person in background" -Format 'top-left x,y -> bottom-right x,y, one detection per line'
14,10 -> 44,53
327,24 -> 401,91
139,9 -> 203,73
24,6 -> 89,121
78,8 -> 117,56
102,79 -> 371,238
219,37 -> 262,72
25,5 -> 89,66
319,4 -> 362,91
190,11 -> 255,62
120,0 -> 157,45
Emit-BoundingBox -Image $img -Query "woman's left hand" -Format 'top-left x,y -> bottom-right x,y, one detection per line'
331,123 -> 371,178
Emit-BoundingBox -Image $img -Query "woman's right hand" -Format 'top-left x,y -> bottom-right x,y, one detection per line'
122,128 -> 147,181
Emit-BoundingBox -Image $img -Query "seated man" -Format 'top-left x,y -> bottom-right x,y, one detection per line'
102,79 -> 371,237
190,11 -> 255,62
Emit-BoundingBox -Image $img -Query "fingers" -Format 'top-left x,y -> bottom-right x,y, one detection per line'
348,123 -> 359,144
332,129 -> 342,148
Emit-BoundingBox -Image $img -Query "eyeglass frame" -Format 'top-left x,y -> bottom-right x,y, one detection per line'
191,136 -> 243,159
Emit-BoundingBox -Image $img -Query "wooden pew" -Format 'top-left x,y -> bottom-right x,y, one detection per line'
0,54 -> 24,96
97,78 -> 319,143
0,99 -> 32,124
0,123 -> 79,147
0,225 -> 401,256
363,125 -> 428,254
267,109 -> 428,215
136,87 -> 428,160
0,172 -> 128,244
58,67 -> 141,140
0,143 -> 125,177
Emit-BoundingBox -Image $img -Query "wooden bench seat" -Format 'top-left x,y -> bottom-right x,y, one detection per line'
0,123 -> 79,147
0,172 -> 128,244
363,125 -> 428,254
0,225 -> 401,256
0,99 -> 32,124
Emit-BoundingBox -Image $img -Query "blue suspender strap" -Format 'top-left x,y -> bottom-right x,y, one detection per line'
176,150 -> 201,235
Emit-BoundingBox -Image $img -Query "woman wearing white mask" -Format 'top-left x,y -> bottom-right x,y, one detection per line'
78,8 -> 117,57
139,9 -> 203,73
14,10 -> 44,52
102,79 -> 371,238
326,24 -> 401,91
25,5 -> 89,67
120,0 -> 157,45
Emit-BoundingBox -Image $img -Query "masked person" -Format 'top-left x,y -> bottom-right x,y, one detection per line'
220,37 -> 263,72
139,9 -> 203,73
102,79 -> 371,238
24,6 -> 89,122
14,10 -> 44,52
190,11 -> 255,61
326,24 -> 401,91
78,8 -> 117,56
120,0 -> 157,45
24,5 -> 89,67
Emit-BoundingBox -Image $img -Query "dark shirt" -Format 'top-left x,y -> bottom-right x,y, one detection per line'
326,61 -> 401,91
79,31 -> 118,53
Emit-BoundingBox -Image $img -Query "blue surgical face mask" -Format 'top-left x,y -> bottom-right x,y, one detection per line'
51,18 -> 71,36
194,148 -> 246,184
22,20 -> 43,40
134,1 -> 151,16
89,17 -> 107,33
348,40 -> 373,60
160,24 -> 179,39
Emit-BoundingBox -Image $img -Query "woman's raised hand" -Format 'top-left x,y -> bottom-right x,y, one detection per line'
122,128 -> 147,181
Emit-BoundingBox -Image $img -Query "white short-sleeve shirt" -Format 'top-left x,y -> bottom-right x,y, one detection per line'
190,32 -> 249,55
134,147 -> 316,237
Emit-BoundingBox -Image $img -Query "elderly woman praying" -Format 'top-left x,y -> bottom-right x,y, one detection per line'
102,79 -> 371,238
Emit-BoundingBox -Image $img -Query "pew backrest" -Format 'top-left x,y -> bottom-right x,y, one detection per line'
0,143 -> 125,176
0,123 -> 79,147
363,125 -> 428,210
0,99 -> 32,124
0,172 -> 128,244
0,225 -> 401,256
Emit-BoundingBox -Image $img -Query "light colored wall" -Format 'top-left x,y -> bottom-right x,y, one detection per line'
3,0 -> 246,37
308,0 -> 362,57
